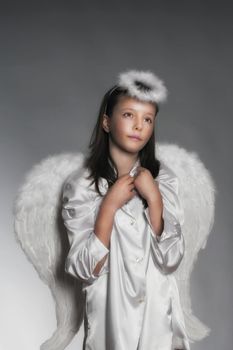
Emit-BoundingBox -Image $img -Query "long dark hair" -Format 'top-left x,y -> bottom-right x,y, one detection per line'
84,85 -> 161,198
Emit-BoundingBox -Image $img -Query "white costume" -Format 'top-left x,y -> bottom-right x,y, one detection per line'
62,158 -> 190,350
13,143 -> 216,350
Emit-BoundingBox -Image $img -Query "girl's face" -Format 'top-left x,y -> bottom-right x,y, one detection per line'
102,95 -> 156,155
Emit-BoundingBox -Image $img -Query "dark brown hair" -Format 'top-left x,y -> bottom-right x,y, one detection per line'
84,86 -> 161,198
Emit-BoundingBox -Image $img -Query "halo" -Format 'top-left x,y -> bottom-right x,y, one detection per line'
117,70 -> 168,104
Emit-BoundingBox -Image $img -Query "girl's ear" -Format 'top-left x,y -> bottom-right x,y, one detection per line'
102,114 -> 110,133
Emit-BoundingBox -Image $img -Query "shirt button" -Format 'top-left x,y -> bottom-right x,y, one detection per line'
135,256 -> 143,263
63,196 -> 69,204
130,218 -> 136,225
138,297 -> 145,303
68,208 -> 76,217
65,183 -> 71,190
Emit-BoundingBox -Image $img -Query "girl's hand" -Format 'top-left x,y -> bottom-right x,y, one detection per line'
103,174 -> 136,212
133,167 -> 160,204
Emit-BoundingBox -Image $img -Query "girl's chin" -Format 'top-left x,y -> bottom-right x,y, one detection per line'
121,145 -> 144,154
111,139 -> 146,154
125,141 -> 146,151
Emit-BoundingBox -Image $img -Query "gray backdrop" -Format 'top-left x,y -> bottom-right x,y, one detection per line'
0,1 -> 232,349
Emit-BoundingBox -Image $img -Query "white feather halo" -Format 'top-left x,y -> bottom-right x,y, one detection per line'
117,70 -> 168,104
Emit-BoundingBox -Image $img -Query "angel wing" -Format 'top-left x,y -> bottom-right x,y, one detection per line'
13,152 -> 86,350
13,143 -> 216,350
156,142 -> 216,343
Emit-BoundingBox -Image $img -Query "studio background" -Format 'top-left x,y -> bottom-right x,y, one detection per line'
0,1 -> 232,349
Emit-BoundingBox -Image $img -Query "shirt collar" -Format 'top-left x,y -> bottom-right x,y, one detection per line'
111,158 -> 141,177
129,158 -> 140,177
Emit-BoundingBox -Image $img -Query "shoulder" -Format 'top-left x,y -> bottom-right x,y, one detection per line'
156,161 -> 184,224
156,160 -> 179,195
62,165 -> 96,203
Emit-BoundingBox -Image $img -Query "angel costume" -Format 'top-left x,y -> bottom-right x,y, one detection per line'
13,143 -> 216,350
62,157 -> 190,350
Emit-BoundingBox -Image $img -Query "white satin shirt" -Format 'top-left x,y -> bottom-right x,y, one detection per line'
62,159 -> 190,350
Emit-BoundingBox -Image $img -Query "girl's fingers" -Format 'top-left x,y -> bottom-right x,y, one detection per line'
129,185 -> 135,192
128,175 -> 136,183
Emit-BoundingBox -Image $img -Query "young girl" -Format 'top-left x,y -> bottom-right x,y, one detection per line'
61,70 -> 190,350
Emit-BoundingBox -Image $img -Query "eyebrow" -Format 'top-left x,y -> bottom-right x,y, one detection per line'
120,108 -> 155,116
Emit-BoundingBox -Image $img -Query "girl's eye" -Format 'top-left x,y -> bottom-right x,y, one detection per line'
145,117 -> 153,124
123,112 -> 133,117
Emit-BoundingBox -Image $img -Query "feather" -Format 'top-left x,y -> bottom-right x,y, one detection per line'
13,152 -> 85,350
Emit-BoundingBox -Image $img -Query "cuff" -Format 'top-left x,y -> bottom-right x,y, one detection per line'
144,207 -> 163,242
87,232 -> 110,262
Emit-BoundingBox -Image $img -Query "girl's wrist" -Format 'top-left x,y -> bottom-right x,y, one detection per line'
101,197 -> 118,215
146,196 -> 160,207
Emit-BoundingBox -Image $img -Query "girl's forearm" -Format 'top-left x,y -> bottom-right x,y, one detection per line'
93,199 -> 116,275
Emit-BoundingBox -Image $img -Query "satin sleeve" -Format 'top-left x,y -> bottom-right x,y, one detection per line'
61,174 -> 109,284
144,162 -> 185,274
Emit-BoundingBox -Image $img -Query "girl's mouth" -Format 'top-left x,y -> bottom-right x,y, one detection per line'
128,135 -> 142,141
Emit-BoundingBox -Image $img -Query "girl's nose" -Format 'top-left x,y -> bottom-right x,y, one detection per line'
134,119 -> 143,130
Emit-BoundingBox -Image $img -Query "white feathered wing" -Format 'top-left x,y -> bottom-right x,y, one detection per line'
13,143 -> 216,350
13,152 -> 86,350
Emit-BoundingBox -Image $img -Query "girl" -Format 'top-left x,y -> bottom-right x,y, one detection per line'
61,70 -> 190,350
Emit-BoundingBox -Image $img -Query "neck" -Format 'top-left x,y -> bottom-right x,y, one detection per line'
108,142 -> 139,177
